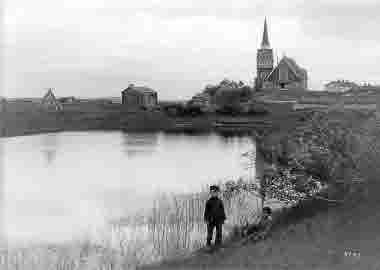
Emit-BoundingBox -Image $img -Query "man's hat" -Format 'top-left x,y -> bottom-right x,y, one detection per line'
210,185 -> 220,192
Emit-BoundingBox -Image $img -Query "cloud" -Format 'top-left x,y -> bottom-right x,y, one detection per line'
296,1 -> 380,42
3,0 -> 380,98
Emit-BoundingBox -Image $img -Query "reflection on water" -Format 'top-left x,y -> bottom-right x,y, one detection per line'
122,132 -> 159,157
3,131 -> 255,245
0,139 -> 4,248
41,133 -> 59,165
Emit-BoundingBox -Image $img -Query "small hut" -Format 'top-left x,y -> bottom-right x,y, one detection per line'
122,84 -> 158,110
41,88 -> 63,111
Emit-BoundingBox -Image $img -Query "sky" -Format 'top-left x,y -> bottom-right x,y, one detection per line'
2,0 -> 380,99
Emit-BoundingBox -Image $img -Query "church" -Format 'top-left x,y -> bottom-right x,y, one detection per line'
255,18 -> 308,91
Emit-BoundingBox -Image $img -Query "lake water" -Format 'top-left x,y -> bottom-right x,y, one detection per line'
1,131 -> 256,245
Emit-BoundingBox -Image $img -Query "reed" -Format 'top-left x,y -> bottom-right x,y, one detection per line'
0,181 -> 262,270
146,184 -> 263,259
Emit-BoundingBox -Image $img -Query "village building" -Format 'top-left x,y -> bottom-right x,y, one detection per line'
324,80 -> 358,92
41,88 -> 63,111
121,84 -> 158,110
255,18 -> 308,91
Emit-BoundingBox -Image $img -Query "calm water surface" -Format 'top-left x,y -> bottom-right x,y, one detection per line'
1,131 -> 256,244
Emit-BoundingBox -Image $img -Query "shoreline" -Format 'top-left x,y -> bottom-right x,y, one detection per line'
1,102 -> 310,138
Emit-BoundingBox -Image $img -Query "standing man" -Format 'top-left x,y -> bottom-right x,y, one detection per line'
204,185 -> 226,248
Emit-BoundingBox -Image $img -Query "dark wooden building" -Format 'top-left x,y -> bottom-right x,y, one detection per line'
122,84 -> 158,109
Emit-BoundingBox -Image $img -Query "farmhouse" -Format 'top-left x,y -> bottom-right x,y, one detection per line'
41,88 -> 63,111
121,84 -> 158,110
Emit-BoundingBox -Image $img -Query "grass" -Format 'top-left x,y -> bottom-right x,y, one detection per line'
0,182 -> 268,270
1,225 -> 161,270
0,100 -> 177,137
146,188 -> 265,259
139,109 -> 380,270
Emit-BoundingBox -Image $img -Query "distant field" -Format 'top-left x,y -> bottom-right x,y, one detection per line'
2,90 -> 378,138
0,99 -> 177,137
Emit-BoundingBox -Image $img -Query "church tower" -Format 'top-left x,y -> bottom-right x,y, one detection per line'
256,18 -> 274,90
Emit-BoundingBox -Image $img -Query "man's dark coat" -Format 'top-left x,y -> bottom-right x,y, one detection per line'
204,197 -> 226,224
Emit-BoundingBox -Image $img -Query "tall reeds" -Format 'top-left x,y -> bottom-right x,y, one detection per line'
0,182 -> 262,270
146,185 -> 262,258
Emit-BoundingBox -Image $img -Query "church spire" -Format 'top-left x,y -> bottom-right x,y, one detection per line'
261,17 -> 270,49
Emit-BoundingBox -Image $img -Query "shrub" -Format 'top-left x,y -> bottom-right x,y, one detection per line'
247,103 -> 269,115
216,104 -> 242,115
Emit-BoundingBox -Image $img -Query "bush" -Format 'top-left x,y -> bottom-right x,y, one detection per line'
183,105 -> 204,116
216,104 -> 242,115
247,103 -> 269,115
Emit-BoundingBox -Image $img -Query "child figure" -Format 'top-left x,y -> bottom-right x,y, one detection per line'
242,206 -> 273,243
204,185 -> 226,247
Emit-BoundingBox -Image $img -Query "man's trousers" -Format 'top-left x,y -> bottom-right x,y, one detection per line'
206,222 -> 223,246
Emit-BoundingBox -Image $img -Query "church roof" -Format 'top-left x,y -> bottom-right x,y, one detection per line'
265,56 -> 307,81
283,57 -> 306,78
261,18 -> 271,49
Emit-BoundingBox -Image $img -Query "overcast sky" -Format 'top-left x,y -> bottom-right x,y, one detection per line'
3,0 -> 380,99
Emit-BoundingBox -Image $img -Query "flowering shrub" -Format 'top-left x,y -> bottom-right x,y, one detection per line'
261,167 -> 323,205
258,112 -> 360,184
287,113 -> 359,184
220,169 -> 322,207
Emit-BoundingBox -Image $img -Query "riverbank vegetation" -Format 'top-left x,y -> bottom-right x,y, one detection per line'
0,186 -> 262,270
0,161 -> 326,270
142,107 -> 380,269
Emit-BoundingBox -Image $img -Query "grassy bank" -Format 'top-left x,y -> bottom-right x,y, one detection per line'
140,109 -> 380,270
0,99 -> 308,138
0,100 -> 174,137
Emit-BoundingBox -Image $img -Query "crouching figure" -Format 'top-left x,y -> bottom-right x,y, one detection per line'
242,206 -> 273,244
